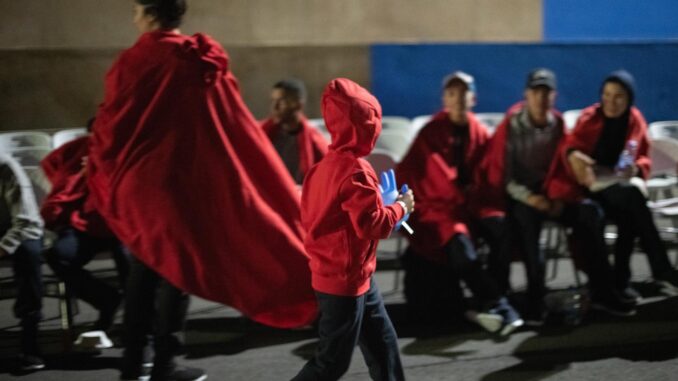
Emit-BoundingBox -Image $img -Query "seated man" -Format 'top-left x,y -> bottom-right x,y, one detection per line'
41,123 -> 127,341
396,71 -> 522,335
261,78 -> 328,184
0,153 -> 45,370
563,70 -> 678,301
483,69 -> 634,325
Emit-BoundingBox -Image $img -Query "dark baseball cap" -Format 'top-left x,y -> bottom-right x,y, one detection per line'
442,71 -> 476,93
526,68 -> 557,90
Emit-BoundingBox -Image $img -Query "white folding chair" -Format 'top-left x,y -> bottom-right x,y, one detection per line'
381,116 -> 413,138
563,109 -> 582,132
53,128 -> 87,149
0,131 -> 52,151
647,137 -> 678,200
7,148 -> 51,167
648,121 -> 678,140
375,130 -> 411,162
475,112 -> 504,134
410,114 -> 432,137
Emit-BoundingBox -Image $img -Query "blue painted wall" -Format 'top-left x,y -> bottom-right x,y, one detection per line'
544,0 -> 678,41
371,43 -> 678,122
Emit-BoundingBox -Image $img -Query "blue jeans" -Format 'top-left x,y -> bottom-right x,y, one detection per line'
293,279 -> 404,381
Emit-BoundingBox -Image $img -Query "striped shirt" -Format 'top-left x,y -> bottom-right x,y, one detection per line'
0,153 -> 43,254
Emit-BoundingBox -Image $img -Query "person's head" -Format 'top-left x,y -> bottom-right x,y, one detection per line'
133,0 -> 186,34
270,78 -> 307,129
524,68 -> 557,126
600,70 -> 635,119
441,71 -> 476,123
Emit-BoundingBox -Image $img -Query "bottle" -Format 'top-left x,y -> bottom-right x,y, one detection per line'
615,140 -> 637,176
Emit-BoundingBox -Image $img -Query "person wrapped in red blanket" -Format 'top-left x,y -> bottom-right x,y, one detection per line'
260,78 -> 328,184
292,78 -> 413,381
87,1 -> 316,379
396,71 -> 522,335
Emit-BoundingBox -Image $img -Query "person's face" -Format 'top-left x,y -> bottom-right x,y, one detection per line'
524,86 -> 556,124
601,81 -> 630,119
270,88 -> 302,124
133,3 -> 159,34
442,81 -> 474,119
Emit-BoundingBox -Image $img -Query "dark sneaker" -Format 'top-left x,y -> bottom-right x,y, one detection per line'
615,286 -> 642,304
492,299 -> 524,336
18,353 -> 45,371
151,366 -> 207,381
591,293 -> 637,317
120,362 -> 152,381
466,310 -> 503,333
655,271 -> 678,296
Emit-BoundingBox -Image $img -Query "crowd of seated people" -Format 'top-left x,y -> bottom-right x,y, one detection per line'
1,2 -> 677,380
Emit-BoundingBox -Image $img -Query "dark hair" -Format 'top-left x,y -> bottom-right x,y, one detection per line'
136,0 -> 187,29
273,78 -> 307,103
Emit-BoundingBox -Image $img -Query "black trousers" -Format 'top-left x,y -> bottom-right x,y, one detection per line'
444,217 -> 505,308
122,255 -> 189,376
45,228 -> 128,319
592,183 -> 672,288
507,198 -> 615,307
9,239 -> 43,354
293,279 -> 404,381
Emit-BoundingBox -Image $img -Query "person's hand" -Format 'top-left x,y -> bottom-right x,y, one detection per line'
526,194 -> 551,213
547,199 -> 565,218
378,169 -> 399,206
397,188 -> 415,214
617,163 -> 638,179
568,150 -> 596,187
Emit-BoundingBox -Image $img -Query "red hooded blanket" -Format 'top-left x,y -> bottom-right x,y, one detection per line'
88,31 -> 317,328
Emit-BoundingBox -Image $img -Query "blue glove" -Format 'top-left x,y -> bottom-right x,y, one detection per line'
378,169 -> 398,206
395,184 -> 411,231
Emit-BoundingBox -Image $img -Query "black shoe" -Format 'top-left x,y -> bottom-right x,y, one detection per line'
591,293 -> 637,317
120,361 -> 152,381
616,286 -> 642,304
18,353 -> 45,371
151,366 -> 207,381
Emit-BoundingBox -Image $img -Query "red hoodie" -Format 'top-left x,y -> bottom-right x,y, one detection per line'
88,31 -> 316,328
301,78 -> 406,296
260,115 -> 328,181
547,103 -> 652,202
395,110 -> 493,263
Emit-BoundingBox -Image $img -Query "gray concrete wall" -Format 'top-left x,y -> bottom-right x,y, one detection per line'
0,0 -> 541,130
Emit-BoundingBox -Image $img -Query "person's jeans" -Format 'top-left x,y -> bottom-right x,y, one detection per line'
293,279 -> 404,381
11,239 -> 43,354
592,183 -> 672,288
121,255 -> 189,377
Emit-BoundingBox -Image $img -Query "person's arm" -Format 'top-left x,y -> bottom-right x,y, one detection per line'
340,171 -> 407,240
0,166 -> 43,255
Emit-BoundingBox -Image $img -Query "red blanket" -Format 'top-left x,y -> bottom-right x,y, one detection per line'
88,31 -> 317,328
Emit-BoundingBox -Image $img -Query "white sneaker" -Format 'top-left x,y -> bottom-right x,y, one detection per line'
73,330 -> 114,349
465,310 -> 503,333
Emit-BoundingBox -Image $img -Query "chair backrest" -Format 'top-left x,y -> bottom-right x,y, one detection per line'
7,148 -> 51,167
53,128 -> 87,149
649,137 -> 678,176
381,116 -> 412,136
375,130 -> 411,162
410,114 -> 432,137
0,131 -> 52,151
365,148 -> 398,176
23,166 -> 51,205
475,112 -> 505,134
648,121 -> 678,140
562,109 -> 582,132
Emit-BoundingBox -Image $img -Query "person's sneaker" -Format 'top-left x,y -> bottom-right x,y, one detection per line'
615,286 -> 642,304
465,310 -> 503,333
151,366 -> 207,381
655,271 -> 678,296
489,299 -> 524,336
591,293 -> 637,317
18,353 -> 45,371
120,362 -> 152,381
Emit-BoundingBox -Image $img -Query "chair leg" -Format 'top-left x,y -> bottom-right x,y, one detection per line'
57,281 -> 74,351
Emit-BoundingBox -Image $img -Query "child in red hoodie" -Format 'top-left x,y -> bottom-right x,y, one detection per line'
292,79 -> 414,381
